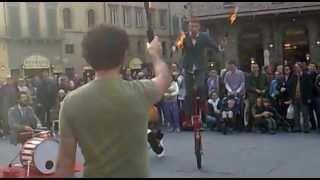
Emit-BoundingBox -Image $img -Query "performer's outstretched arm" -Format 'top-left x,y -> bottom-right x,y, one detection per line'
148,36 -> 171,101
204,32 -> 222,52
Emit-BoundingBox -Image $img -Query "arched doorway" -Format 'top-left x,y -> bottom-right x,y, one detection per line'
238,28 -> 264,72
283,26 -> 309,65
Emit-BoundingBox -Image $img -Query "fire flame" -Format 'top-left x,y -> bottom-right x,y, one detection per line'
229,6 -> 239,25
176,32 -> 186,49
148,2 -> 155,11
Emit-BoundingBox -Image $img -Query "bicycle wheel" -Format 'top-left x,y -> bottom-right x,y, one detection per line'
195,139 -> 202,169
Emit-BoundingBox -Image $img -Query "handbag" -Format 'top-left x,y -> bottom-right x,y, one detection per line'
286,104 -> 294,120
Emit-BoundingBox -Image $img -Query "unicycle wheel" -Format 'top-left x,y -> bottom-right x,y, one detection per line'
195,142 -> 202,169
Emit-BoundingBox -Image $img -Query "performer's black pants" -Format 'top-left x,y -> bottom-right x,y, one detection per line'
183,70 -> 208,117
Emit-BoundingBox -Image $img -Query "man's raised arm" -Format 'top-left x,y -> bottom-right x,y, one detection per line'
147,36 -> 171,101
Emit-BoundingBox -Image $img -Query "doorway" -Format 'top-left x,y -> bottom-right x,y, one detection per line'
283,27 -> 309,65
238,29 -> 264,72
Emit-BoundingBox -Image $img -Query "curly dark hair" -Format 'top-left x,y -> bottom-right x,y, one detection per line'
82,24 -> 129,71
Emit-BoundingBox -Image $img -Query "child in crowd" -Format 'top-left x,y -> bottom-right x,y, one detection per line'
207,91 -> 222,131
220,95 -> 240,134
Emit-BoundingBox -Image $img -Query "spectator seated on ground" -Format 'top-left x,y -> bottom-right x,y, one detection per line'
206,91 -> 222,131
251,97 -> 277,134
263,98 -> 290,132
220,95 -> 241,134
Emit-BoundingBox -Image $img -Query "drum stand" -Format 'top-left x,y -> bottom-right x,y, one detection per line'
26,161 -> 31,177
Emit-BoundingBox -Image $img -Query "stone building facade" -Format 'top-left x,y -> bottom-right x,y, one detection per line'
192,2 -> 320,71
0,2 -> 186,79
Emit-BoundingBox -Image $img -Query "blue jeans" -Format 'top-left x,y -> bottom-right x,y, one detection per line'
163,101 -> 180,130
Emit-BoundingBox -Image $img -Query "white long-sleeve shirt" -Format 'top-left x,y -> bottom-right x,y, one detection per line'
164,81 -> 179,102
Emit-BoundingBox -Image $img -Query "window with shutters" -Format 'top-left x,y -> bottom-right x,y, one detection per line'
122,6 -> 131,27
109,5 -> 118,25
135,7 -> 144,27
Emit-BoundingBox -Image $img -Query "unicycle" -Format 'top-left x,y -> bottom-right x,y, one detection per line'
192,90 -> 203,170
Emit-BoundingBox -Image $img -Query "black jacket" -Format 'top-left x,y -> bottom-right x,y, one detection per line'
36,79 -> 58,109
287,71 -> 314,104
182,32 -> 219,72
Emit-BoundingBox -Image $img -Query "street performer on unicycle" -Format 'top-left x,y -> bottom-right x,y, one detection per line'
174,16 -> 223,169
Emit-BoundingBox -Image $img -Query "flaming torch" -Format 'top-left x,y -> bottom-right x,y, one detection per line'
176,32 -> 186,49
144,2 -> 154,48
229,6 -> 239,25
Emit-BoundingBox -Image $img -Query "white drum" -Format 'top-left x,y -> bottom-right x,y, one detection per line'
20,137 -> 59,174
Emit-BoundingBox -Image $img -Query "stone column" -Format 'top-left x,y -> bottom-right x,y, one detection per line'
39,2 -> 48,38
261,21 -> 273,65
20,2 -> 29,37
272,19 -> 284,66
306,18 -> 320,63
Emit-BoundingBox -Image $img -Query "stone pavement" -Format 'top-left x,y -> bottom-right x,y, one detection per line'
0,131 -> 319,178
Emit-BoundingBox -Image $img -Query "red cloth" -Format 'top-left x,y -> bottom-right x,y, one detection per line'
0,162 -> 82,178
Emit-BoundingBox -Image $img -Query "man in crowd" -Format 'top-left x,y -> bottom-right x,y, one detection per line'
315,69 -> 320,132
55,24 -> 170,178
224,60 -> 246,130
8,92 -> 39,145
307,63 -> 318,130
288,63 -> 313,133
0,76 -> 18,137
246,62 -> 268,131
207,69 -> 220,95
36,71 -> 57,130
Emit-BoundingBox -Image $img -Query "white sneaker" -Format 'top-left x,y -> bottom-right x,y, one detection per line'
160,139 -> 164,147
157,149 -> 165,158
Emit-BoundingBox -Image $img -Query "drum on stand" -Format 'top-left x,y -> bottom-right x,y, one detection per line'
19,132 -> 59,175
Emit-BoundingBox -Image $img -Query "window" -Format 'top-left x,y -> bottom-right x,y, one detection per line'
63,8 -> 72,29
88,9 -> 95,28
135,7 -> 144,27
109,5 -> 118,25
162,41 -> 167,57
159,10 -> 167,29
122,6 -> 131,27
65,44 -> 74,54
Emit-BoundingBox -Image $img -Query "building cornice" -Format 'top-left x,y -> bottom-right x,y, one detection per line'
196,4 -> 320,21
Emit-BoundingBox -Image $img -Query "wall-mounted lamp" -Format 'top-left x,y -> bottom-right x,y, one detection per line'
306,53 -> 310,61
269,43 -> 274,48
316,40 -> 320,46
